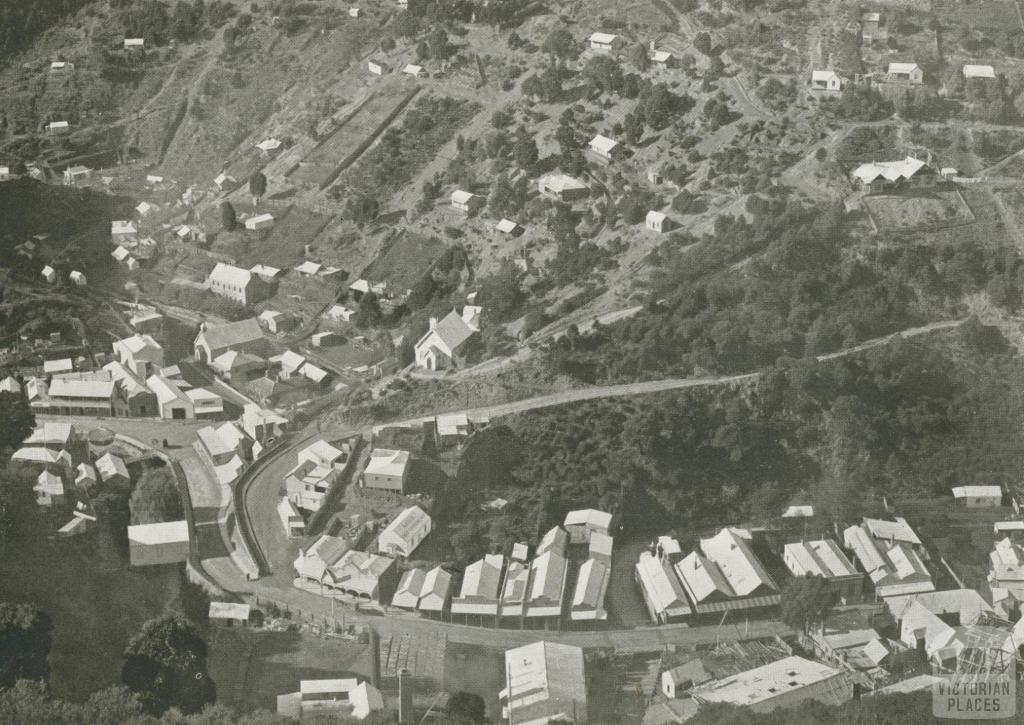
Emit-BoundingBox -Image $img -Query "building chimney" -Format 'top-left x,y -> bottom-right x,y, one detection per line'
429,317 -> 438,330
398,668 -> 414,725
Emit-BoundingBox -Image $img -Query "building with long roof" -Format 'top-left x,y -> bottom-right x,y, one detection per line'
500,641 -> 587,725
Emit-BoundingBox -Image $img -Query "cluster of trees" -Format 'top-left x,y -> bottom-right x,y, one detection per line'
448,324 -> 1013,562
337,96 -> 480,204
543,198 -> 1019,380
116,0 -> 235,46
686,691 -> 956,725
0,0 -> 92,61
129,465 -> 183,525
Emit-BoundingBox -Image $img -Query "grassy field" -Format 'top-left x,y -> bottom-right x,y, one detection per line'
209,628 -> 376,713
362,231 -> 448,290
0,535 -> 183,702
863,189 -> 974,232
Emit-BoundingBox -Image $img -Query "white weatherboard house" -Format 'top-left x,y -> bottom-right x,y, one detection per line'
589,32 -> 623,52
963,64 -> 996,80
363,449 -> 410,492
377,505 -> 431,558
563,508 -> 612,544
843,518 -> 934,598
277,679 -> 385,722
208,262 -> 272,306
124,38 -> 145,49
244,213 -> 275,231
635,537 -> 691,624
646,210 -> 672,233
588,134 -> 621,162
500,642 -> 588,725
451,189 -> 483,214
452,553 -> 505,617
113,334 -> 164,378
674,527 -> 780,614
414,307 -> 480,370
783,539 -> 863,603
128,520 -> 190,566
810,69 -> 843,91
951,485 -> 1002,508
571,558 -> 610,621
888,62 -> 923,84
538,172 -> 589,201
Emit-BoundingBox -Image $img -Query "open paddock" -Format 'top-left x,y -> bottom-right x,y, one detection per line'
863,188 -> 974,232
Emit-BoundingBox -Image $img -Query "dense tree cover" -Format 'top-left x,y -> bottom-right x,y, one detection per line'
0,603 -> 52,688
336,96 -> 480,200
476,263 -> 524,323
122,615 -> 215,715
0,0 -> 92,61
823,84 -> 893,121
0,392 -> 36,554
544,200 -> 1018,380
129,465 -> 183,525
451,333 -> 1017,555
0,680 -> 294,725
447,690 -> 486,723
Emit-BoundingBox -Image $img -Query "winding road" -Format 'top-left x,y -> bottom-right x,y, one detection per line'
212,315 -> 968,648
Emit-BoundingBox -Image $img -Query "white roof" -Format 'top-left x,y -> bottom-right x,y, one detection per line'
327,304 -> 354,320
43,358 -> 73,374
863,517 -> 921,545
994,520 -> 1024,532
455,554 -> 504,602
96,452 -> 129,481
503,641 -> 587,725
279,350 -> 306,373
572,558 -> 610,618
650,50 -> 673,63
112,246 -> 131,261
250,264 -> 281,278
698,527 -> 776,596
403,63 -> 424,74
564,508 -> 612,530
963,64 -> 996,79
112,220 -> 137,235
636,551 -> 691,617
496,218 -> 519,233
186,387 -> 222,403
365,448 -> 409,478
301,362 -> 329,382
589,134 -> 619,154
295,260 -> 322,275
0,376 -> 21,393
782,505 -> 814,518
25,422 -> 74,446
50,61 -> 68,69
48,121 -> 69,129
589,32 -> 619,44
379,505 -> 431,550
124,38 -> 145,46
540,173 -> 587,193
256,138 -> 282,151
528,550 -> 568,606
888,62 -> 921,75
128,520 -> 189,545
883,588 -> 991,624
209,602 -> 250,620
210,262 -> 253,288
451,189 -> 476,204
146,375 -> 188,405
952,485 -> 1001,499
784,539 -> 858,579
116,333 -> 162,356
41,265 -> 56,278
49,378 -> 115,399
299,439 -> 344,464
690,656 -> 847,708
245,213 -> 275,228
214,172 -> 236,186
852,157 -> 927,184
646,210 -> 667,225
812,69 -> 840,81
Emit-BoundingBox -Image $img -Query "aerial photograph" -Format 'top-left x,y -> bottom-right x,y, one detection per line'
3,0 -> 1024,723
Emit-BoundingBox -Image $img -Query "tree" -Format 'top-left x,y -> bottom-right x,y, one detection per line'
693,31 -> 712,55
448,691 -> 486,723
456,425 -> 523,492
477,263 -> 524,322
122,615 -> 215,715
629,42 -> 649,71
0,392 -> 34,451
512,135 -> 538,172
129,466 -> 183,525
219,201 -> 236,231
345,193 -> 379,226
583,55 -> 624,95
355,291 -> 383,328
247,170 -> 266,201
780,575 -> 836,634
0,603 -> 52,687
541,27 -> 574,58
488,174 -> 513,217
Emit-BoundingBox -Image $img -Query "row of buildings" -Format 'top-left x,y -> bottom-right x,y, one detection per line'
810,61 -> 997,93
635,517 -> 939,625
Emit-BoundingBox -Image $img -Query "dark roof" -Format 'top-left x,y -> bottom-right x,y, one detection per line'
197,318 -> 263,352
